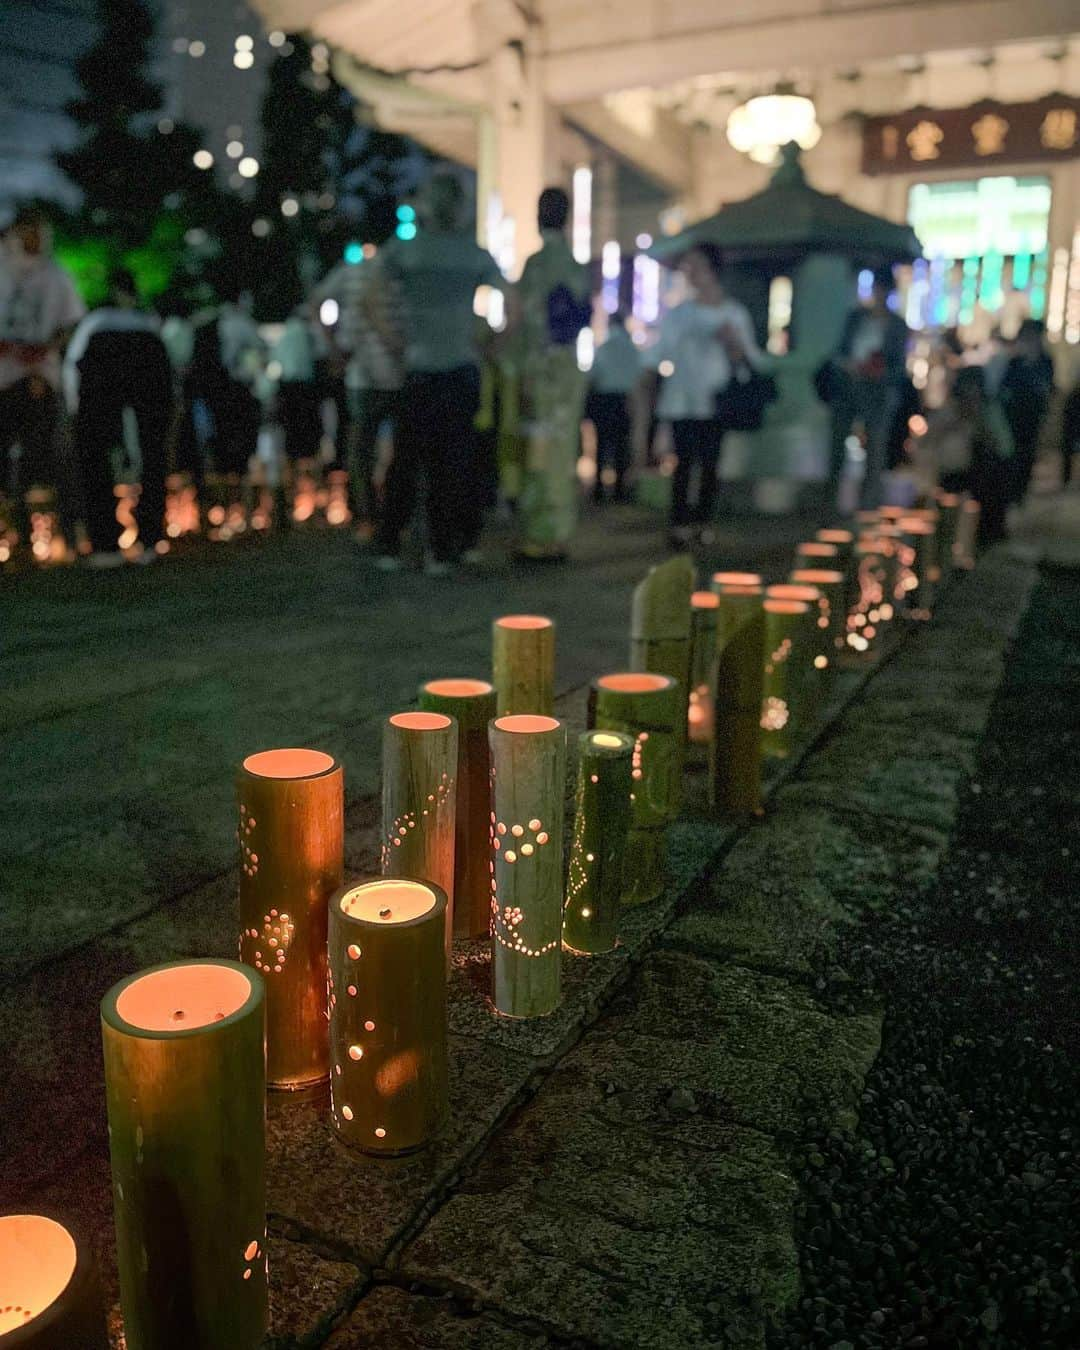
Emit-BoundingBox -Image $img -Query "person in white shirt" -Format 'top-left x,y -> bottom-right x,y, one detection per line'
587,313 -> 641,503
273,305 -> 326,466
643,244 -> 760,544
0,207 -> 85,542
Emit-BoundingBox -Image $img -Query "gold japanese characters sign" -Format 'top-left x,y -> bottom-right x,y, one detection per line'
863,96 -> 1080,175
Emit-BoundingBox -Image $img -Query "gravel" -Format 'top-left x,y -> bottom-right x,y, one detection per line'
770,564 -> 1080,1349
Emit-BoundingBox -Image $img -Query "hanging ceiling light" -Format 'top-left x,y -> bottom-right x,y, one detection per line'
726,88 -> 821,164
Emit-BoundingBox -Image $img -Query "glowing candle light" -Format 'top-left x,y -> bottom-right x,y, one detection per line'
589,674 -> 679,905
790,567 -> 847,656
328,879 -> 448,1155
381,712 -> 457,962
709,578 -> 765,816
237,748 -> 343,1090
815,527 -> 857,615
563,729 -> 634,954
688,591 -> 719,745
0,1215 -> 106,1347
760,598 -> 811,758
897,515 -> 938,617
101,961 -> 267,1350
419,679 -> 497,939
489,715 -> 566,1016
492,615 -> 555,716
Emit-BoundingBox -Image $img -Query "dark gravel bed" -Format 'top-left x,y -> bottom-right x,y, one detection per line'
771,564 -> 1080,1350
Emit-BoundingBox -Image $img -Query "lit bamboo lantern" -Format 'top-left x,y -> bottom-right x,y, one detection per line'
793,540 -> 839,572
760,598 -> 811,758
563,729 -> 634,954
328,878 -> 448,1155
767,582 -> 829,723
898,515 -> 937,617
709,580 -> 765,816
589,674 -> 679,906
419,679 -> 496,939
492,615 -> 555,716
629,554 -> 695,808
847,538 -> 891,654
236,748 -> 343,1091
688,591 -> 719,745
790,567 -> 847,658
381,712 -> 457,960
101,961 -> 267,1350
815,527 -> 857,617
489,715 -> 567,1017
0,1215 -> 106,1348
934,491 -> 965,575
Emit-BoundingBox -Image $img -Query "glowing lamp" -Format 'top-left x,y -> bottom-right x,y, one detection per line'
849,540 -> 891,653
237,748 -> 343,1091
419,679 -> 497,939
563,730 -> 634,955
381,712 -> 458,962
589,674 -> 679,905
489,715 -> 567,1017
897,516 -> 938,615
629,555 -> 695,809
790,568 -> 847,654
492,615 -> 555,717
0,1215 -> 106,1348
688,591 -> 720,745
101,961 -> 267,1350
760,599 -> 811,759
328,879 -> 448,1154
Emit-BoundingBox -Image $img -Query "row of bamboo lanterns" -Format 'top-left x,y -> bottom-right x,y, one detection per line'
5,489 -> 978,1349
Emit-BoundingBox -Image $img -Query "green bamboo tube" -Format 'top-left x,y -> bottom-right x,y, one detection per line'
328,878 -> 448,1155
767,583 -> 828,722
687,591 -> 719,746
418,678 -> 497,939
790,567 -> 847,662
492,614 -> 555,716
847,538 -> 891,655
954,497 -> 980,569
709,584 -> 765,816
629,554 -> 694,808
489,714 -> 567,1017
381,711 -> 458,961
898,515 -> 937,618
237,748 -> 343,1091
815,527 -> 857,618
934,491 -> 964,576
101,960 -> 267,1350
563,729 -> 634,954
589,674 -> 679,906
760,599 -> 811,758
0,1214 -> 106,1348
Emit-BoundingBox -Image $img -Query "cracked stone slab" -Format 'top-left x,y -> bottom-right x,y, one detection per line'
323,1285 -> 558,1348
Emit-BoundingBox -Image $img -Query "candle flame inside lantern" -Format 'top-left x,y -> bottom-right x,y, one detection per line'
242,748 -> 336,779
493,714 -> 561,733
815,529 -> 853,545
339,879 -> 437,924
591,732 -> 627,749
790,569 -> 845,584
388,712 -> 453,732
690,590 -> 720,609
0,1215 -> 78,1334
422,678 -> 494,698
767,584 -> 821,603
763,599 -> 810,614
796,541 -> 838,557
596,673 -> 674,693
711,571 -> 761,586
114,964 -> 253,1033
495,614 -> 552,630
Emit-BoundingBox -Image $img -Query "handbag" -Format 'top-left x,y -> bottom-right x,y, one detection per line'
714,362 -> 777,432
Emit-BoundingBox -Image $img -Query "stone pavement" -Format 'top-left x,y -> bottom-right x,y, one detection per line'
0,496 -> 1070,1347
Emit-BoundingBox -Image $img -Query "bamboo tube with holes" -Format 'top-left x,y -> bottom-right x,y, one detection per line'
492,615 -> 555,716
709,580 -> 765,816
563,730 -> 634,954
767,583 -> 829,721
687,591 -> 719,746
328,878 -> 448,1155
898,515 -> 937,617
760,598 -> 811,759
418,679 -> 496,940
934,492 -> 965,576
790,567 -> 847,661
848,538 -> 891,655
815,527 -> 857,616
629,554 -> 695,807
589,674 -> 680,906
236,748 -> 343,1091
0,1214 -> 107,1349
381,711 -> 458,960
101,961 -> 267,1350
489,715 -> 567,1017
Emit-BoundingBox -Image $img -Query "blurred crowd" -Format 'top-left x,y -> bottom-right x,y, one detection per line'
1,184 -> 1076,574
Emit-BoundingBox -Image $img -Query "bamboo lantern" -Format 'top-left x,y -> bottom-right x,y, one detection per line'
629,554 -> 695,807
934,491 -> 965,575
847,538 -> 891,654
589,674 -> 680,906
954,497 -> 980,569
328,878 -> 448,1155
563,729 -> 634,954
815,527 -> 857,616
418,679 -> 496,940
898,515 -> 937,617
709,581 -> 765,816
793,540 -> 839,574
492,615 -> 555,716
688,591 -> 719,746
790,567 -> 847,659
760,598 -> 811,758
381,711 -> 457,960
236,748 -> 342,1091
489,715 -> 567,1017
0,1215 -> 106,1349
766,582 -> 828,724
101,961 -> 267,1350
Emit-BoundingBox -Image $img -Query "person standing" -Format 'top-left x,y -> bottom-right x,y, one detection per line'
998,318 -> 1054,505
587,313 -> 640,503
515,187 -> 591,560
64,269 -> 174,566
0,207 -> 85,546
273,303 -> 325,468
366,170 -> 506,575
642,244 -> 761,547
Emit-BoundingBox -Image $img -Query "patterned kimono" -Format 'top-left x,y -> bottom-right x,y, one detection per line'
515,232 -> 590,554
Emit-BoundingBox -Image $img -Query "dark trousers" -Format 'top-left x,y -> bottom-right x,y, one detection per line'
589,391 -> 631,500
376,366 -> 481,563
0,376 -> 62,535
77,399 -> 169,552
670,418 -> 723,527
279,381 -> 323,461
350,386 -> 400,522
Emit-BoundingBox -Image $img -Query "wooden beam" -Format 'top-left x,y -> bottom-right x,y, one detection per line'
564,100 -> 693,193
